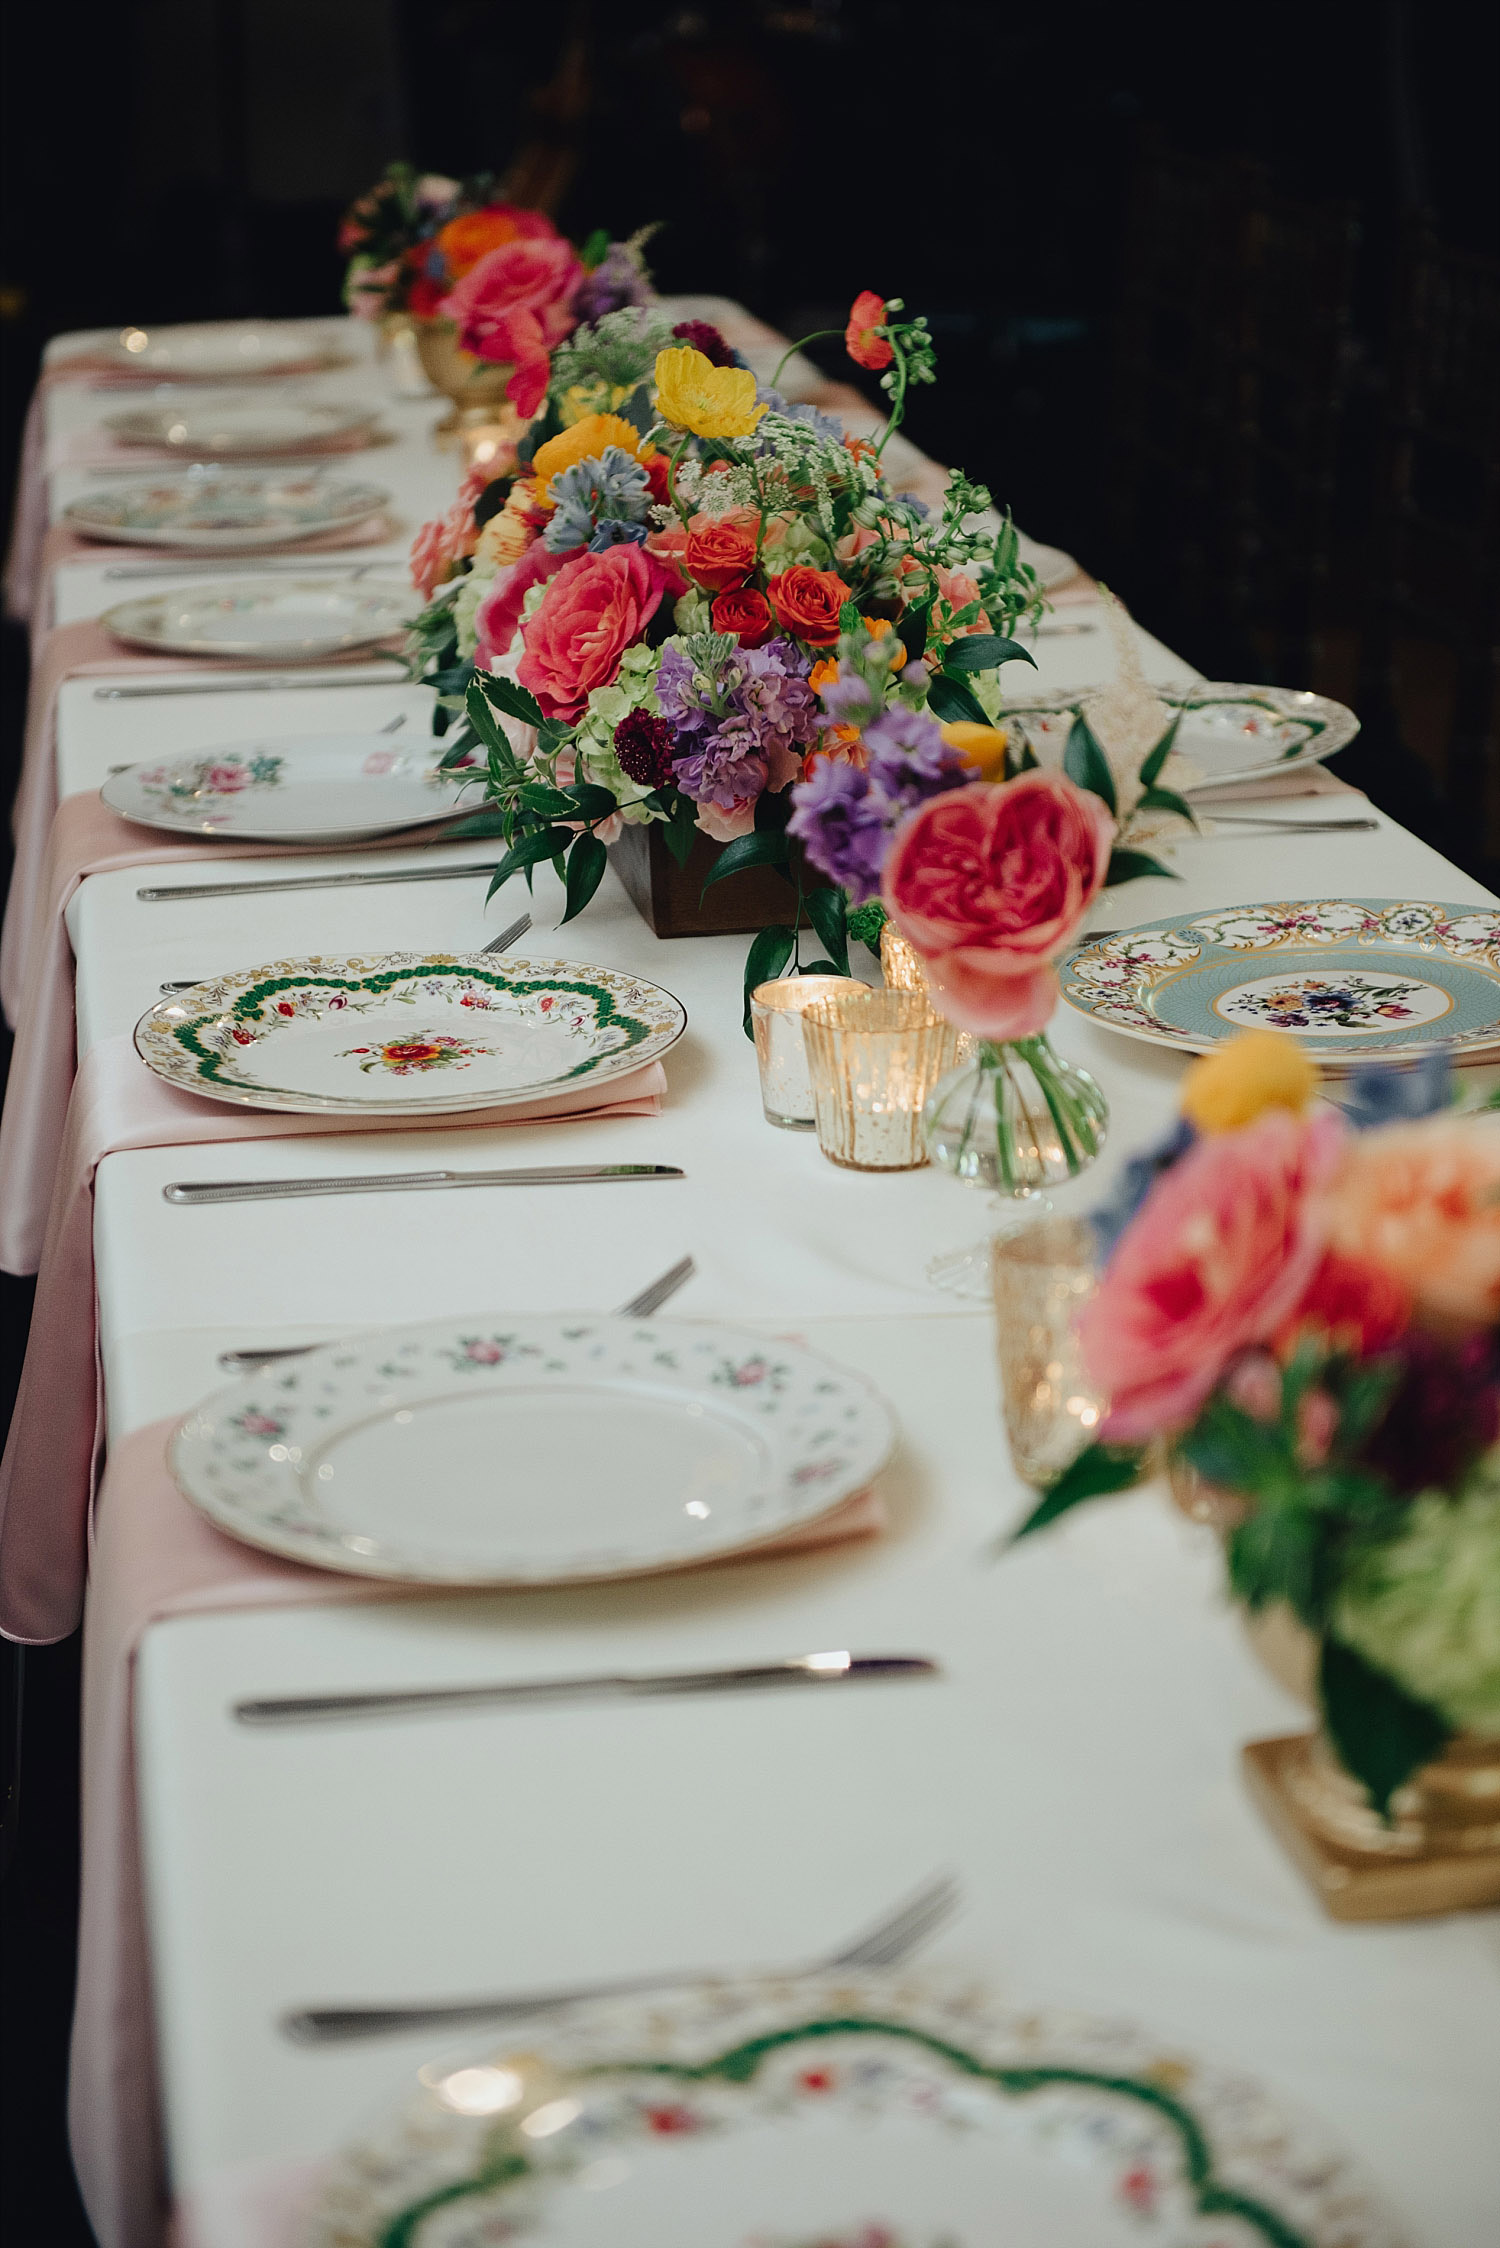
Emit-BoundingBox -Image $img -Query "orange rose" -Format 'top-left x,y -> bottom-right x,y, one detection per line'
1325,1115 -> 1500,1330
685,509 -> 760,590
435,203 -> 557,281
765,565 -> 852,647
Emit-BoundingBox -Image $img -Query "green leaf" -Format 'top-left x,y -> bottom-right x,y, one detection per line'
443,808 -> 511,840
480,672 -> 549,733
1012,1443 -> 1147,1536
926,670 -> 990,726
615,382 -> 655,437
700,829 -> 790,895
464,677 -> 511,760
898,603 -> 930,665
560,833 -> 608,924
846,898 -> 888,951
1062,714 -> 1117,814
1319,1635 -> 1451,1821
742,926 -> 796,1037
800,958 -> 841,974
489,824 -> 575,891
662,791 -> 699,869
1106,846 -> 1179,885
567,782 -> 620,824
839,600 -> 863,634
519,785 -> 579,819
579,226 -> 610,269
437,724 -> 480,771
1137,707 -> 1184,789
940,633 -> 1037,674
1137,783 -> 1198,827
803,885 -> 850,974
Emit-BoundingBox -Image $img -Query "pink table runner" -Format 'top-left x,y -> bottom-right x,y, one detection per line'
0,791 -> 491,1272
74,1426 -> 879,2248
0,1036 -> 667,1647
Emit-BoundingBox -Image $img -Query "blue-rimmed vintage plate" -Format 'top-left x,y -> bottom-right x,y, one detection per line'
1061,898 -> 1500,1063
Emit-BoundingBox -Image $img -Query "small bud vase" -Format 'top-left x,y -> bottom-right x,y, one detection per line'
922,1034 -> 1109,1296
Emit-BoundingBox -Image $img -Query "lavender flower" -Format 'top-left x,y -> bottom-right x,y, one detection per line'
572,242 -> 653,323
863,706 -> 972,818
787,762 -> 890,903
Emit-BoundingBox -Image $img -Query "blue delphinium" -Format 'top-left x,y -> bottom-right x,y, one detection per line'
544,447 -> 652,553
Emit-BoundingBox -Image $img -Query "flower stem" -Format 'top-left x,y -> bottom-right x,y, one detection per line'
664,432 -> 694,531
769,330 -> 842,392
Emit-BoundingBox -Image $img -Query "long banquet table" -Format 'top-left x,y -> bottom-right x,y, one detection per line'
9,313 -> 1500,2246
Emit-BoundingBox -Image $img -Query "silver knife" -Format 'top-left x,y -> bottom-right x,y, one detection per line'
164,1163 -> 684,1205
95,671 -> 407,701
138,861 -> 500,900
235,1652 -> 939,1726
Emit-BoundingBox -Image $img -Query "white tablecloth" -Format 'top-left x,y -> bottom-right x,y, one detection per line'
19,316 -> 1500,2243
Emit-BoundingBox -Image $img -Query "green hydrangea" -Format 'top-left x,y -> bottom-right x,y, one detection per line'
763,515 -> 831,572
1333,1453 -> 1500,1734
573,641 -> 663,823
672,589 -> 713,636
450,557 -> 498,662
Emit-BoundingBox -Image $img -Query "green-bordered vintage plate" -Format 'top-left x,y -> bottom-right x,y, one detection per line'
135,953 -> 687,1116
172,1317 -> 893,1583
305,1972 -> 1404,2246
1001,682 -> 1359,794
1061,898 -> 1500,1063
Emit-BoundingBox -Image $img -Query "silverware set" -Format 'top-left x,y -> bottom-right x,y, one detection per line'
279,1868 -> 959,2044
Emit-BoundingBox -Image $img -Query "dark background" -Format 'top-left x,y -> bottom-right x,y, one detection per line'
2,4 -> 1497,2239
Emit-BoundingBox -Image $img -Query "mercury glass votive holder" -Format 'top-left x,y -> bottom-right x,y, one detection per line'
802,988 -> 964,1171
750,975 -> 853,1130
991,1215 -> 1102,1484
879,921 -> 929,991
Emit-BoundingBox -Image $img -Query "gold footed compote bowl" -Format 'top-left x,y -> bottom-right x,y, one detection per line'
412,318 -> 520,447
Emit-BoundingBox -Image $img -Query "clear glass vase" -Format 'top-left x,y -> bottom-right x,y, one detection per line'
922,1034 -> 1109,1296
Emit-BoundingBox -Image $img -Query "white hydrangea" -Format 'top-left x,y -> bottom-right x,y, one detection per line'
450,557 -> 499,662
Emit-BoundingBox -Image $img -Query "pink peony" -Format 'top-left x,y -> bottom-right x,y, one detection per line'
516,544 -> 675,722
440,237 -> 584,416
1079,1108 -> 1347,1442
882,771 -> 1114,1039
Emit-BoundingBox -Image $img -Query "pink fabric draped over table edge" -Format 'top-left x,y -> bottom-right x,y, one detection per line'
74,1437 -> 881,2248
0,790 -> 500,1276
0,1035 -> 668,1649
0,621 -> 405,1029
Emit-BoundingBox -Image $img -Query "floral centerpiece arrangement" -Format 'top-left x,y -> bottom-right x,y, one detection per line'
405,280 -> 1195,1038
1015,1032 -> 1500,1820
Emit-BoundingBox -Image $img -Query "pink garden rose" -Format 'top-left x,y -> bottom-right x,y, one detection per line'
440,237 -> 584,416
515,544 -> 676,722
882,771 -> 1114,1038
1079,1108 -> 1347,1442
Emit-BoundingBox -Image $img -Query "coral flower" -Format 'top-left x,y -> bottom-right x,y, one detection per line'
1325,1114 -> 1500,1330
846,290 -> 894,372
653,346 -> 767,439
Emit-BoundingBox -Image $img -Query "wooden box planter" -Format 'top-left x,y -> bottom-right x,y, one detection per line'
608,821 -> 824,938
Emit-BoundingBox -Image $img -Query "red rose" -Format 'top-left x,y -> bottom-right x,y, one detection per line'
845,290 -> 894,372
711,588 -> 774,647
882,771 -> 1115,1038
684,510 -> 759,591
765,565 -> 852,647
517,544 -> 673,722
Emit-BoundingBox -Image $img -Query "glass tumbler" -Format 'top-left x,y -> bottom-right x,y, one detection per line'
991,1215 -> 1102,1483
802,988 -> 964,1171
750,975 -> 854,1130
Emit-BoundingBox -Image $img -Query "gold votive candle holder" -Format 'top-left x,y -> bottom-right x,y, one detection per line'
991,1215 -> 1102,1483
880,921 -> 929,991
750,975 -> 853,1130
802,988 -> 964,1171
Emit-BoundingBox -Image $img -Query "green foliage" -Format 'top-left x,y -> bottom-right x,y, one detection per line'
941,634 -> 1036,676
803,885 -> 850,974
661,791 -> 700,869
1319,1634 -> 1452,1820
561,834 -> 608,924
1137,784 -> 1198,828
742,926 -> 796,1036
1062,714 -> 1116,815
1106,847 -> 1179,886
1137,709 -> 1184,789
925,670 -> 990,727
846,898 -> 889,951
700,829 -> 790,895
1012,1443 -> 1148,1536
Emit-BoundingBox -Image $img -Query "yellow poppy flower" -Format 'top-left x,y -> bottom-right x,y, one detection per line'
530,414 -> 650,490
1180,1030 -> 1320,1134
939,720 -> 1010,782
653,346 -> 767,439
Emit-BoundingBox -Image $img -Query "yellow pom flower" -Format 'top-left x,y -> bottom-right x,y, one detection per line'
939,720 -> 1010,782
653,346 -> 767,439
530,414 -> 649,490
1180,1030 -> 1320,1134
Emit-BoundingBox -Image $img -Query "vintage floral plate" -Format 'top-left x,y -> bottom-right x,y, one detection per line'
102,734 -> 480,842
101,397 -> 379,455
304,1971 -> 1404,2246
96,321 -> 340,378
1001,682 -> 1359,793
135,953 -> 687,1116
1061,898 -> 1500,1062
100,580 -> 412,660
65,471 -> 389,550
172,1318 -> 892,1583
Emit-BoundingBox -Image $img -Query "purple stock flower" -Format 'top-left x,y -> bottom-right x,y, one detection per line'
673,716 -> 767,810
735,638 -> 819,750
863,706 -> 972,817
819,667 -> 879,725
787,762 -> 889,903
572,243 -> 653,323
653,643 -> 718,737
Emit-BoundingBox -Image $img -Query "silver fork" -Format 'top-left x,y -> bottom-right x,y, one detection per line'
158,908 -> 532,997
216,1253 -> 696,1374
280,1869 -> 959,2043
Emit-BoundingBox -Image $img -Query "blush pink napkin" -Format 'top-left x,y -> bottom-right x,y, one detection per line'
73,1431 -> 879,2248
0,623 -> 404,1026
0,1035 -> 667,1648
0,791 -> 494,1270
